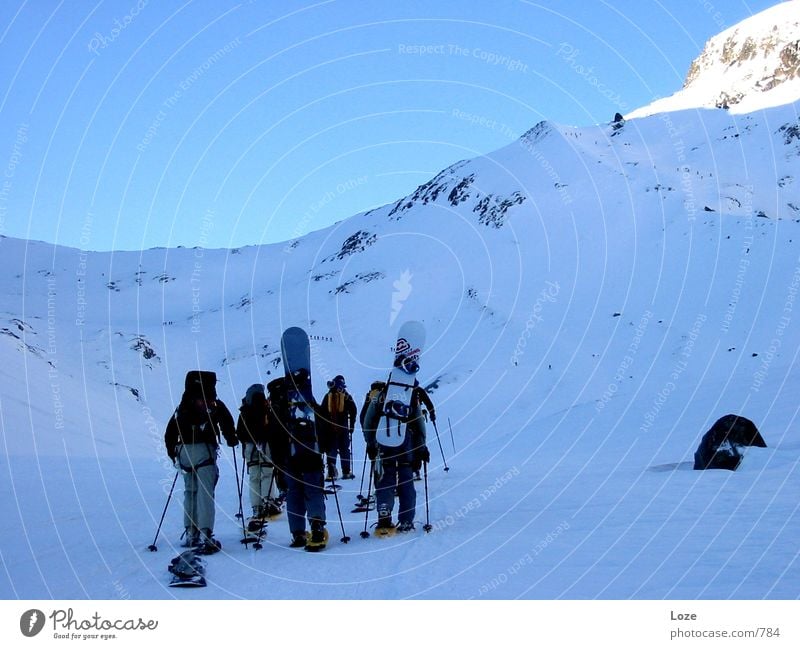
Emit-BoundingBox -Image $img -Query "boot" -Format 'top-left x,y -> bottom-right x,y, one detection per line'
195,528 -> 221,554
264,498 -> 282,517
310,519 -> 326,544
181,527 -> 199,548
247,507 -> 264,532
376,507 -> 393,529
397,521 -> 415,533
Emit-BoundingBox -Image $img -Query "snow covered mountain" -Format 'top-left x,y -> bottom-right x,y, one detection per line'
2,5 -> 800,600
629,0 -> 800,117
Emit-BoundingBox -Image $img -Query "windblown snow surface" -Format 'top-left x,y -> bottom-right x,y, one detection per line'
2,97 -> 800,600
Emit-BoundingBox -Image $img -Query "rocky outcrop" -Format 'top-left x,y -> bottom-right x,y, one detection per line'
683,4 -> 800,108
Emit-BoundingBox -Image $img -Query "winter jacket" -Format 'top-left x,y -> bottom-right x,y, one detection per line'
411,386 -> 436,422
236,399 -> 270,447
361,384 -> 432,464
164,392 -> 237,460
267,376 -> 323,474
318,389 -> 357,450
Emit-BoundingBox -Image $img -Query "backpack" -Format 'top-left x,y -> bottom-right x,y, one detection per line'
185,370 -> 217,401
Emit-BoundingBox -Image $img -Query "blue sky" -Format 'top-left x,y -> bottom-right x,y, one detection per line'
0,0 -> 780,251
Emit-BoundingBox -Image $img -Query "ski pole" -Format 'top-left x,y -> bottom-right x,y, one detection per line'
148,469 -> 179,552
233,449 -> 251,546
236,446 -> 246,519
356,447 -> 368,501
348,429 -> 354,476
253,466 -> 278,551
360,459 -> 374,539
432,420 -> 449,472
422,461 -> 432,532
448,417 -> 456,454
329,474 -> 350,543
266,464 -> 277,506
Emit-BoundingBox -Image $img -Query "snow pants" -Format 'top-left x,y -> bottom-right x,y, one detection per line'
375,459 -> 416,525
177,443 -> 219,535
244,442 -> 276,511
285,469 -> 326,535
326,428 -> 352,475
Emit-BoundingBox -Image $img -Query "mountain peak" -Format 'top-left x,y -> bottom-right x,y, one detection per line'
628,1 -> 800,118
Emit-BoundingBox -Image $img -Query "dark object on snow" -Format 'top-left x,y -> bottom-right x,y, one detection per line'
611,113 -> 625,130
168,550 -> 207,588
716,414 -> 767,448
693,414 -> 766,471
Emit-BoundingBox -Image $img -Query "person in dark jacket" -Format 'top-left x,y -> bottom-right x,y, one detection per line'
268,373 -> 326,548
319,374 -> 358,480
236,384 -> 282,532
164,371 -> 237,553
266,377 -> 290,500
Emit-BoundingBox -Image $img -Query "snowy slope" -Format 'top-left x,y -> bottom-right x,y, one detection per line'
2,96 -> 799,599
628,0 -> 800,118
2,6 -> 800,599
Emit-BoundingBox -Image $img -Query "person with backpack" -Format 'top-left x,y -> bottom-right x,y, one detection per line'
164,371 -> 237,554
319,374 -> 358,480
266,377 -> 290,501
236,383 -> 282,533
267,373 -> 327,548
362,381 -> 431,533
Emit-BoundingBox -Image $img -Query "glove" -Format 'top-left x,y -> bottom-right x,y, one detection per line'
416,445 -> 430,464
430,411 -> 436,423
226,436 -> 238,448
172,457 -> 181,471
367,445 -> 378,460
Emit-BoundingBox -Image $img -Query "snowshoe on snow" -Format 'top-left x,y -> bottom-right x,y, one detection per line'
374,512 -> 396,538
247,517 -> 265,533
304,527 -> 329,552
193,530 -> 222,555
168,550 -> 207,588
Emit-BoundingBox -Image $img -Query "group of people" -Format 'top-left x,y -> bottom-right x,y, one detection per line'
163,369 -> 435,553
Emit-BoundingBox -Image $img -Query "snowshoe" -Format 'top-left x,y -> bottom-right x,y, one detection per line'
374,521 -> 396,538
168,550 -> 207,588
241,529 -> 266,546
396,521 -> 415,533
247,517 -> 265,533
351,503 -> 374,513
263,499 -> 283,518
305,527 -> 329,552
194,532 -> 222,555
374,513 -> 395,537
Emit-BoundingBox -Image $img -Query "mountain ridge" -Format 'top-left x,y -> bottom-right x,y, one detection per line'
630,0 -> 800,117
